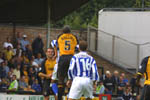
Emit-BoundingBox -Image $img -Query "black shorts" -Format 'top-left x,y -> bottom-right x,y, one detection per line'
57,55 -> 73,83
42,79 -> 51,97
141,85 -> 150,100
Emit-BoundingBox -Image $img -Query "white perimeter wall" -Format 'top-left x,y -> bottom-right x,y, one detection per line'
97,10 -> 150,69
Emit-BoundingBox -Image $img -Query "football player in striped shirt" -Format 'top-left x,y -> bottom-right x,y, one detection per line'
67,40 -> 99,100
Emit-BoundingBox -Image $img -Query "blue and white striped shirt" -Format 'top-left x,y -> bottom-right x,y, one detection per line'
68,51 -> 99,81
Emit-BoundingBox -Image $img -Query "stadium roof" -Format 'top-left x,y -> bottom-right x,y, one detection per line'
0,0 -> 89,25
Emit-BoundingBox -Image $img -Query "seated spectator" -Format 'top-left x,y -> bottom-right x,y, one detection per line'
8,75 -> 18,91
13,64 -> 21,80
3,46 -> 14,61
121,85 -> 133,100
13,44 -> 22,57
103,70 -> 114,95
18,76 -> 28,90
21,51 -> 30,64
0,61 -> 7,78
0,78 -> 9,91
3,60 -> 9,75
29,76 -> 36,86
28,67 -> 36,78
31,79 -> 41,92
21,65 -> 29,84
6,71 -> 13,82
0,52 -> 4,64
34,53 -> 44,67
13,32 -> 23,48
96,81 -> 105,94
3,37 -> 13,49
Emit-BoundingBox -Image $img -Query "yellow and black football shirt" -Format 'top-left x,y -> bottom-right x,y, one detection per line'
138,56 -> 150,85
45,59 -> 56,75
57,33 -> 78,56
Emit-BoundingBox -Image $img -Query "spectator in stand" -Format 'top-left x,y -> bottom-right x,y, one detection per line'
21,65 -> 29,84
96,81 -> 105,95
13,44 -> 22,57
20,34 -> 29,52
0,52 -> 4,64
21,51 -> 30,65
0,78 -> 9,91
3,60 -> 9,75
34,53 -> 44,67
25,44 -> 33,61
32,34 -> 45,57
117,76 -> 126,95
112,70 -> 120,94
13,64 -> 21,80
3,37 -> 13,49
103,70 -> 114,95
13,32 -> 23,48
28,67 -> 36,78
8,75 -> 18,91
31,79 -> 41,92
18,76 -> 28,90
121,73 -> 128,84
0,62 -> 7,78
121,85 -> 133,100
3,46 -> 14,61
6,71 -> 13,83
29,76 -> 36,86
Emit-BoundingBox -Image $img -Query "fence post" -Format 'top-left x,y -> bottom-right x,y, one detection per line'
112,35 -> 115,63
87,24 -> 90,50
136,45 -> 140,72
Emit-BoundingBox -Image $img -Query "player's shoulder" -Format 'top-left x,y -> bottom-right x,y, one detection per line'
142,56 -> 150,62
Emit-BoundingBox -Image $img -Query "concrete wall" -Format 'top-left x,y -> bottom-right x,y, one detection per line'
0,25 -> 86,50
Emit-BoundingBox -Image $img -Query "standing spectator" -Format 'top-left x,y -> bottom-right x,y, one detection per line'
117,76 -> 126,95
121,73 -> 128,84
25,44 -> 33,61
38,47 -> 56,100
32,34 -> 45,57
3,37 -> 13,49
57,25 -> 78,100
13,32 -> 23,48
103,71 -> 114,95
20,34 -> 29,52
112,70 -> 120,94
8,75 -> 18,91
31,79 -> 41,92
67,41 -> 99,100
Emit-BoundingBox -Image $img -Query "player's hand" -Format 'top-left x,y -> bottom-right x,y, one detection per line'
46,74 -> 52,79
66,80 -> 72,88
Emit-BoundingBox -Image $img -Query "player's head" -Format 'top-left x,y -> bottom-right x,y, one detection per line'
63,25 -> 71,33
46,47 -> 54,59
79,40 -> 87,51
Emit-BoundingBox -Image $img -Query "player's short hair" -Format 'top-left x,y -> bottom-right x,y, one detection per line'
79,40 -> 87,51
63,25 -> 71,33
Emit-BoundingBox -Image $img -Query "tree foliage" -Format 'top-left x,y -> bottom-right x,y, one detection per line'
52,0 -> 150,29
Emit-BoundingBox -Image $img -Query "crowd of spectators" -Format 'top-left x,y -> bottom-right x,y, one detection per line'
94,70 -> 144,100
0,32 -> 45,93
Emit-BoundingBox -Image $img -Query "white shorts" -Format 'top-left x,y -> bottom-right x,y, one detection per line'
68,77 -> 93,99
51,64 -> 58,80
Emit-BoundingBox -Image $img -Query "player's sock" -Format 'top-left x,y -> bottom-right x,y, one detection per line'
58,85 -> 64,100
